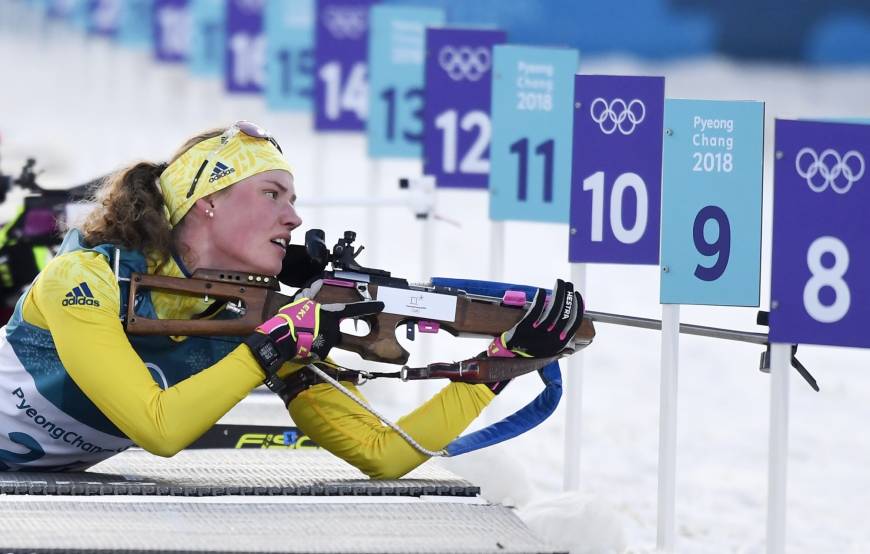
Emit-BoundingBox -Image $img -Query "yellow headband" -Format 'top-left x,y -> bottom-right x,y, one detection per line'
159,128 -> 294,227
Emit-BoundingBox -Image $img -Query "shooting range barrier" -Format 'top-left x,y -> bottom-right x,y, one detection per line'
0,449 -> 556,554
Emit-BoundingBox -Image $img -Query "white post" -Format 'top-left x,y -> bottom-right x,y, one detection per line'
657,303 -> 680,552
489,220 -> 505,282
417,177 -> 437,403
767,343 -> 790,554
563,263 -> 587,491
366,159 -> 381,268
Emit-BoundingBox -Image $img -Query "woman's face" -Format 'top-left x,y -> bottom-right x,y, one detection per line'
206,169 -> 301,276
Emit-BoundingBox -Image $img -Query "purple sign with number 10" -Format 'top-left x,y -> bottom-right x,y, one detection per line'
314,0 -> 377,131
569,75 -> 664,264
769,119 -> 870,348
422,28 -> 506,189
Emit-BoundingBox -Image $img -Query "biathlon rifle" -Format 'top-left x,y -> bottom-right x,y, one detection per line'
123,229 -> 595,382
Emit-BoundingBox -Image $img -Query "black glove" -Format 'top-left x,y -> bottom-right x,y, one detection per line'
489,279 -> 584,359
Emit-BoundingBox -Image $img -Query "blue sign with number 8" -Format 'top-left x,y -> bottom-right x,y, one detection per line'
770,119 -> 870,348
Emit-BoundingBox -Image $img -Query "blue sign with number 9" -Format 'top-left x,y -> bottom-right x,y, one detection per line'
660,99 -> 764,306
770,119 -> 870,348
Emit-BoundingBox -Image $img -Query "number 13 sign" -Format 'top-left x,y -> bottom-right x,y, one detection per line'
770,120 -> 870,347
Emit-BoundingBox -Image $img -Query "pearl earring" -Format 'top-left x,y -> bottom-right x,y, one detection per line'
205,209 -> 214,218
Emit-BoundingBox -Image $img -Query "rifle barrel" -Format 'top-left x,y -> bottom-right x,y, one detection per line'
585,310 -> 768,345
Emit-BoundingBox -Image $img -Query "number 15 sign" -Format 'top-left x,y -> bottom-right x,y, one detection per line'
770,120 -> 870,348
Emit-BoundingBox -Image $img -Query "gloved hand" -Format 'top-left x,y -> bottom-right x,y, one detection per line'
244,280 -> 384,391
488,279 -> 584,359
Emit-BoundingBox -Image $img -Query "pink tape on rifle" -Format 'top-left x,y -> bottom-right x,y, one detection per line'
418,321 -> 440,333
323,278 -> 355,288
502,290 -> 526,307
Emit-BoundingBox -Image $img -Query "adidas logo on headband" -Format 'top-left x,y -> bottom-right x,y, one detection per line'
209,162 -> 235,183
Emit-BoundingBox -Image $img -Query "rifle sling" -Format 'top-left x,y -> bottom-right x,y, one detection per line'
400,354 -> 563,383
277,354 -> 564,406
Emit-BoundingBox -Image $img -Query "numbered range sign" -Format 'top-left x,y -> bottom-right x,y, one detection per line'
225,0 -> 264,93
265,0 -> 314,111
154,0 -> 191,63
87,0 -> 120,37
367,5 -> 444,158
660,99 -> 765,305
770,120 -> 870,347
47,0 -> 82,21
117,0 -> 153,49
314,0 -> 376,131
48,0 -> 88,29
569,75 -> 664,264
489,45 -> 579,222
423,28 -> 506,189
189,0 -> 225,77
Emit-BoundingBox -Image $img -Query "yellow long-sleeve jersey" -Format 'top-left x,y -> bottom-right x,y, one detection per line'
0,231 -> 494,476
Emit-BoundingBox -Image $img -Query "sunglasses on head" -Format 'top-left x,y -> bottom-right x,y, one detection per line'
185,121 -> 283,199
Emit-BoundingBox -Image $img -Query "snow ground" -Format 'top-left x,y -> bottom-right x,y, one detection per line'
1,7 -> 870,553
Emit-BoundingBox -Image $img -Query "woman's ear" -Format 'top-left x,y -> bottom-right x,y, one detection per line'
192,197 -> 216,219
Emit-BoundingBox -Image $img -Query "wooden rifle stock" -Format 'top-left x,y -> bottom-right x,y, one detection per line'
125,272 -> 596,365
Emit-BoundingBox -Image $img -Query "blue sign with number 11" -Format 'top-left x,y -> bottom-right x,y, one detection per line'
489,45 -> 579,223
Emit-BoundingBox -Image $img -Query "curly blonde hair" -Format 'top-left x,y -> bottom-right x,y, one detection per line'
79,128 -> 224,262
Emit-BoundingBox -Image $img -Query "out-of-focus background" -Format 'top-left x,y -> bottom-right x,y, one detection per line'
1,1 -> 869,552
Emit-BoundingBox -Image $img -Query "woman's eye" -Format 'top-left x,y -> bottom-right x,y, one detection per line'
264,191 -> 278,199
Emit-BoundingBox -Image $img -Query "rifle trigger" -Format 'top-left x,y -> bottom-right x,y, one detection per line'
406,322 -> 415,341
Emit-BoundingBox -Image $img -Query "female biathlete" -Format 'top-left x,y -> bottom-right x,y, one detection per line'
0,122 -> 583,477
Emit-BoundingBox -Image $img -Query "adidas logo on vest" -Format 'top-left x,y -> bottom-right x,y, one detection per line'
209,161 -> 235,183
62,282 -> 100,307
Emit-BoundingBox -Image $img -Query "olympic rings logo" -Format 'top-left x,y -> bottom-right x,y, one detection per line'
438,46 -> 491,82
589,98 -> 646,136
795,148 -> 865,194
323,7 -> 367,40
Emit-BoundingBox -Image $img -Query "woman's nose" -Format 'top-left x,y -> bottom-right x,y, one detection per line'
283,203 -> 302,229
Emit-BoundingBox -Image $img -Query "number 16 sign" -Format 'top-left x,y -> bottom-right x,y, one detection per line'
770,120 -> 870,348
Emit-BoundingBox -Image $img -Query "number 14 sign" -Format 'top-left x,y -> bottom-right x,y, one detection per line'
770,120 -> 870,348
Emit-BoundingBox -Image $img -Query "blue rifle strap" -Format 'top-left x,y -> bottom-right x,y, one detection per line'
444,361 -> 562,457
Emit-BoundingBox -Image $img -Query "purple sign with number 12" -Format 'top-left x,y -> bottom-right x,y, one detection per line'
422,28 -> 506,189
